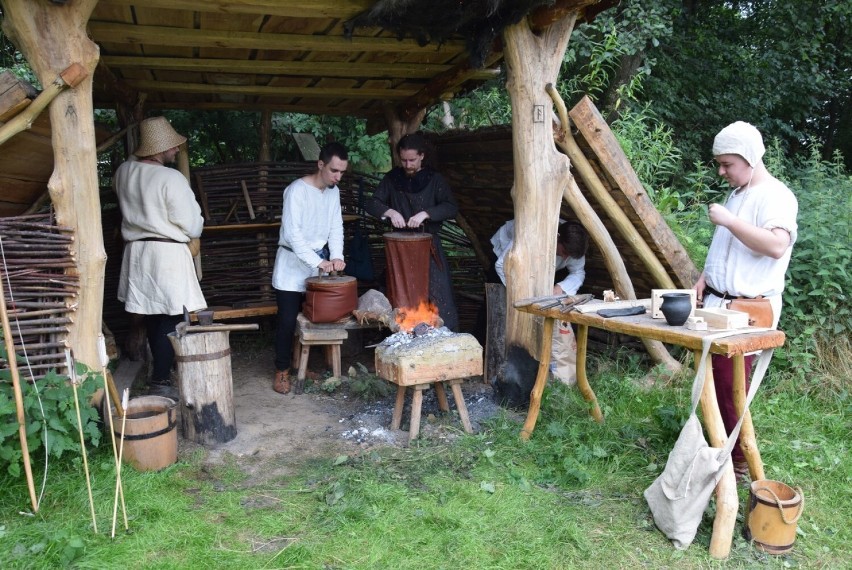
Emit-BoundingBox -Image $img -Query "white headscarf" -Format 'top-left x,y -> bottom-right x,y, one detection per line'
712,121 -> 765,167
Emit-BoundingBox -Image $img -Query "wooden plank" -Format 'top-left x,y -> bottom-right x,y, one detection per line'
569,96 -> 699,289
122,79 -> 419,99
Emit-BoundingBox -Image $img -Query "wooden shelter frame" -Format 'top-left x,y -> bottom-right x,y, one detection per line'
1,0 -> 710,550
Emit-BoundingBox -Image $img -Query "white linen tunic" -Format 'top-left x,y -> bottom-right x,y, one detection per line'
704,179 -> 798,299
490,220 -> 586,295
272,178 -> 344,293
115,160 -> 206,315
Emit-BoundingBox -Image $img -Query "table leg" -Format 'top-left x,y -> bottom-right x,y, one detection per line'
409,385 -> 427,443
574,324 -> 603,422
696,350 -> 737,560
391,385 -> 406,430
520,317 -> 555,441
434,382 -> 450,412
449,379 -> 473,433
733,354 -> 764,481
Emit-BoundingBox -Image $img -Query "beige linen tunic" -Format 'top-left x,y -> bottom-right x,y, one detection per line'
115,159 -> 206,315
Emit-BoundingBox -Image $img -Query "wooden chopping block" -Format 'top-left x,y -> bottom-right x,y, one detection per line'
376,333 -> 482,386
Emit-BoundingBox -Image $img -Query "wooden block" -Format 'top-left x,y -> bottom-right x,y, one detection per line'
685,318 -> 708,331
695,307 -> 750,330
651,289 -> 697,319
376,333 -> 483,386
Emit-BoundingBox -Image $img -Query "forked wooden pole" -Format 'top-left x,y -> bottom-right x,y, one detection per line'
0,264 -> 38,512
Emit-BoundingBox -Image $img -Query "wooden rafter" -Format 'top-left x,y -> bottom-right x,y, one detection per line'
122,79 -> 419,99
97,0 -> 374,19
88,22 -> 466,53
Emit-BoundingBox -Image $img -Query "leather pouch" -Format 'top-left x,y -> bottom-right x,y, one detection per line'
728,297 -> 773,328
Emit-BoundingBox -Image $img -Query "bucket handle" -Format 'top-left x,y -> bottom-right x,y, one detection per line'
754,485 -> 804,525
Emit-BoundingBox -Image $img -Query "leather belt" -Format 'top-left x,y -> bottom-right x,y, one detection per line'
132,237 -> 182,244
704,284 -> 752,300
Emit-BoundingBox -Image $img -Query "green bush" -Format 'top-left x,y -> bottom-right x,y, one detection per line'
775,146 -> 852,389
0,345 -> 102,478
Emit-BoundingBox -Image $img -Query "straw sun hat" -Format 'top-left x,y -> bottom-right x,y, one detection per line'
135,116 -> 187,157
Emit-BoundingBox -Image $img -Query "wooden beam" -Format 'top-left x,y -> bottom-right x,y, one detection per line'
123,79 -> 419,99
528,0 -> 604,32
101,55 -> 458,79
568,96 -> 699,289
397,52 -> 503,121
88,22 -> 466,53
94,99 -> 382,118
96,0 -> 373,19
0,64 -> 88,147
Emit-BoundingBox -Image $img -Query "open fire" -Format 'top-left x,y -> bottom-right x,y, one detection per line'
394,300 -> 441,334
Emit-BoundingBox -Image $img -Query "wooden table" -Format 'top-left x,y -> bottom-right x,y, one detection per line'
514,298 -> 786,559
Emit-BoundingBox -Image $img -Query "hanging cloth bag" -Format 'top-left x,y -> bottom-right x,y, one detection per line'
644,330 -> 774,549
345,178 -> 376,282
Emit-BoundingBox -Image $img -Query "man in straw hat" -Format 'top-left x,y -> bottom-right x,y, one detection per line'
271,141 -> 348,395
115,116 -> 206,397
694,121 -> 798,482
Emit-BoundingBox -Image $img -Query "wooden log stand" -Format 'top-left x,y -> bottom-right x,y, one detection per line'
168,329 -> 237,445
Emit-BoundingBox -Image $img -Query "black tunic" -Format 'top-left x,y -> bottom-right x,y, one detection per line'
366,167 -> 460,331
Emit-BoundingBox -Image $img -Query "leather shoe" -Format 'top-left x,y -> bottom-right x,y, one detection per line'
273,370 -> 291,394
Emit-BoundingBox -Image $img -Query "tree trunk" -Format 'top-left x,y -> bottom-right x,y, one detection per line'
501,13 -> 578,360
2,0 -> 104,370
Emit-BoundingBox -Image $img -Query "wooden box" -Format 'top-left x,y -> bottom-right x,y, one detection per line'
651,289 -> 697,319
376,333 -> 483,386
694,307 -> 750,330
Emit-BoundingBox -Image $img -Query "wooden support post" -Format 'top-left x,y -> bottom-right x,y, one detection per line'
733,354 -> 764,481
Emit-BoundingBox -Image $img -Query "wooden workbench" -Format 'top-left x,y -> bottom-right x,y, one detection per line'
514,297 -> 786,559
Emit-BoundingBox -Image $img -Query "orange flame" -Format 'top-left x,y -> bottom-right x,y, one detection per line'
395,301 -> 440,332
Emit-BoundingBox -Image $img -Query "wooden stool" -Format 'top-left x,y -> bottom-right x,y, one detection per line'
391,378 -> 473,443
292,313 -> 348,393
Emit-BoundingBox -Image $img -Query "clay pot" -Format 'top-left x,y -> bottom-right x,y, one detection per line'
660,293 -> 692,326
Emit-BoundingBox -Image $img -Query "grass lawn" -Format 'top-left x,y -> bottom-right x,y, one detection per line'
1,352 -> 849,569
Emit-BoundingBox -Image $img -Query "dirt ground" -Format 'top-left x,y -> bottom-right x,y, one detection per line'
167,330 -> 514,477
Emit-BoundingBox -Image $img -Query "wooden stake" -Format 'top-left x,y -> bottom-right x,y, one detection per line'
0,263 -> 38,512
240,180 -> 256,220
112,389 -> 129,538
66,350 -> 97,533
98,334 -> 127,530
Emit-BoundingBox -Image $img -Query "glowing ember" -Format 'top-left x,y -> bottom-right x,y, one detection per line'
395,301 -> 440,333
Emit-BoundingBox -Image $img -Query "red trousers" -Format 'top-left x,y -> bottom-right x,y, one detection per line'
711,353 -> 755,463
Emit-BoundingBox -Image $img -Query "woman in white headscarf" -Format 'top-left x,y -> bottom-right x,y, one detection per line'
693,121 -> 798,480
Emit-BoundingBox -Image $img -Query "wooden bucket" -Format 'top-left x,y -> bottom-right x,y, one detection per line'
383,231 -> 432,309
745,479 -> 804,554
168,329 -> 237,445
112,395 -> 177,472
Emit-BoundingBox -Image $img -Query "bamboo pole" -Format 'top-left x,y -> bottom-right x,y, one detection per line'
0,264 -> 38,512
66,350 -> 97,533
